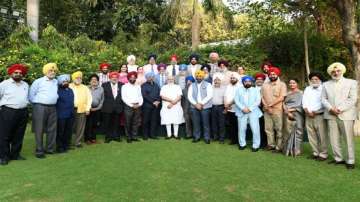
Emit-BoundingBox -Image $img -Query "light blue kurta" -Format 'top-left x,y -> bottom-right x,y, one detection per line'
234,86 -> 263,148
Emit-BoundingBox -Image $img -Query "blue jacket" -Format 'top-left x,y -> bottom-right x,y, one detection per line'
56,87 -> 74,119
234,86 -> 262,118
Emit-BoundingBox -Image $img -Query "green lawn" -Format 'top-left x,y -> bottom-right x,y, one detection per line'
0,128 -> 360,202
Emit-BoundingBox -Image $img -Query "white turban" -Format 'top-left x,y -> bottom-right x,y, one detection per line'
213,73 -> 224,81
230,71 -> 241,81
127,55 -> 136,63
327,62 -> 346,75
209,52 -> 219,59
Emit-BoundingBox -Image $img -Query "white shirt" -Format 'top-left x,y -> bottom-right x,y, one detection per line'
143,64 -> 158,74
111,82 -> 118,98
187,81 -> 213,106
225,83 -> 240,112
302,85 -> 323,113
121,83 -> 143,107
188,64 -> 201,77
0,78 -> 29,109
166,64 -> 179,76
97,72 -> 110,85
127,65 -> 139,73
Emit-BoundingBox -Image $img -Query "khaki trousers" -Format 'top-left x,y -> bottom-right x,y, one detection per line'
264,112 -> 283,150
306,115 -> 328,158
73,113 -> 87,146
328,118 -> 355,164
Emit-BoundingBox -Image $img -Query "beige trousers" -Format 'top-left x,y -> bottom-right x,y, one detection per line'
306,115 -> 328,158
73,113 -> 87,146
264,112 -> 283,150
328,118 -> 355,164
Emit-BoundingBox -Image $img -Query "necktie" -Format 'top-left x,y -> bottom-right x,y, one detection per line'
172,65 -> 176,76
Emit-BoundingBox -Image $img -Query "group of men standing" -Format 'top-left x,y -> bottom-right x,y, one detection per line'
0,52 -> 358,170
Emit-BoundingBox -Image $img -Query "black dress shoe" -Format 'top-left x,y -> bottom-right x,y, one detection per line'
307,155 -> 318,160
150,136 -> 158,140
205,139 -> 210,144
185,136 -> 192,139
346,164 -> 355,169
45,151 -> 55,154
328,160 -> 346,165
0,158 -> 9,165
238,146 -> 246,150
104,139 -> 111,143
35,154 -> 46,159
75,144 -> 83,148
11,155 -> 26,160
192,139 -> 200,143
272,149 -> 282,154
316,157 -> 327,161
113,138 -> 121,142
131,138 -> 140,142
251,148 -> 259,152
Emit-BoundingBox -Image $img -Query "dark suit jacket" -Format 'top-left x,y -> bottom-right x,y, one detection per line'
101,82 -> 123,113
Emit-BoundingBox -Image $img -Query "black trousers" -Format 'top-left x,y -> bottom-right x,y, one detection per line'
124,105 -> 141,140
211,105 -> 226,141
102,112 -> 121,141
226,112 -> 238,144
0,106 -> 28,160
142,107 -> 159,138
57,117 -> 74,151
84,110 -> 101,141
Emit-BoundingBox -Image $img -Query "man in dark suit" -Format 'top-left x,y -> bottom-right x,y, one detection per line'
101,72 -> 124,143
141,72 -> 161,140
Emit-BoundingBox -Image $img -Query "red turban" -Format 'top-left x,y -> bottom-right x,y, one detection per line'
99,63 -> 111,70
127,71 -> 137,79
254,73 -> 266,80
268,67 -> 281,76
170,54 -> 178,61
8,64 -> 28,76
109,71 -> 119,79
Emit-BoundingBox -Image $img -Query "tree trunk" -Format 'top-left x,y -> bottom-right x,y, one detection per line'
191,0 -> 200,50
27,0 -> 39,42
334,0 -> 360,135
304,18 -> 311,83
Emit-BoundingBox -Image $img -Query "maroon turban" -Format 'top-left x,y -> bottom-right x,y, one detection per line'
254,72 -> 266,80
157,63 -> 167,71
218,60 -> 229,67
127,71 -> 138,79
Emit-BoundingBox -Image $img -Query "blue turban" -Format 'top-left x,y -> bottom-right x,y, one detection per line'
179,64 -> 188,71
185,76 -> 195,83
145,72 -> 155,80
57,74 -> 70,84
241,75 -> 254,83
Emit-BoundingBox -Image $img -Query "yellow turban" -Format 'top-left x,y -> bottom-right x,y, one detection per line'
71,71 -> 83,81
42,63 -> 58,75
327,62 -> 346,75
195,70 -> 205,78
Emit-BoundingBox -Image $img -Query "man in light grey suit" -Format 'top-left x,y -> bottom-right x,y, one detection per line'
322,62 -> 358,169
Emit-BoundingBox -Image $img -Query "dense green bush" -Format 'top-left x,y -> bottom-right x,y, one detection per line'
0,24 -> 352,86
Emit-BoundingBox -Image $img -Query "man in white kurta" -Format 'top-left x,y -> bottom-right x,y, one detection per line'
160,76 -> 184,139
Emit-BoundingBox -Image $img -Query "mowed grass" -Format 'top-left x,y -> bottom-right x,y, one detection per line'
0,127 -> 360,202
